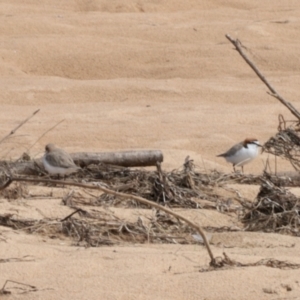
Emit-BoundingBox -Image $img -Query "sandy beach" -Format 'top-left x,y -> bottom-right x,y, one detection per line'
1,1 -> 300,299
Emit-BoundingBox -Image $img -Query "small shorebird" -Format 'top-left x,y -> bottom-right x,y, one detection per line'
42,143 -> 80,176
217,138 -> 261,172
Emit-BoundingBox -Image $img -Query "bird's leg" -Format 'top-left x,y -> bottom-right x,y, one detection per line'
233,165 -> 236,173
241,166 -> 244,174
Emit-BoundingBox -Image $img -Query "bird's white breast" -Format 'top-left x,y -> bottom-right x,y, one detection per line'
225,143 -> 259,166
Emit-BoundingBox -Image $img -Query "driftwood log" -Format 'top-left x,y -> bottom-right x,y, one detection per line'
0,150 -> 164,176
71,150 -> 163,167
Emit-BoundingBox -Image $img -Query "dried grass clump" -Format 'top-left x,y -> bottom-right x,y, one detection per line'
242,177 -> 300,235
0,210 -> 195,247
97,160 -> 207,208
62,210 -> 194,246
74,159 -> 239,209
0,182 -> 28,200
264,126 -> 300,170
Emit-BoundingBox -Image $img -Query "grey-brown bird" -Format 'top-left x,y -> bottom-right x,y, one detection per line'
42,143 -> 80,176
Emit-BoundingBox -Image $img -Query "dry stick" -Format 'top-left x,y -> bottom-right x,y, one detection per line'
0,280 -> 36,294
0,109 -> 40,146
0,176 -> 216,265
28,119 -> 65,151
225,34 -> 300,121
61,208 -> 86,222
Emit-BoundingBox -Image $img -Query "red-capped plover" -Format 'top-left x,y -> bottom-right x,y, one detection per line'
217,138 -> 261,172
42,143 -> 80,176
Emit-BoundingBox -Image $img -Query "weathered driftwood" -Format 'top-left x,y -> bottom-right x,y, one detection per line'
71,150 -> 163,167
0,150 -> 164,176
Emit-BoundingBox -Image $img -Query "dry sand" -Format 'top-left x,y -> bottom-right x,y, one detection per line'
1,1 -> 300,299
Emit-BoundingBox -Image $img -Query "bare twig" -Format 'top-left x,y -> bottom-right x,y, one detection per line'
0,109 -> 40,146
0,176 -> 216,266
278,114 -> 287,131
225,34 -> 300,120
0,280 -> 36,295
28,119 -> 65,150
60,208 -> 86,222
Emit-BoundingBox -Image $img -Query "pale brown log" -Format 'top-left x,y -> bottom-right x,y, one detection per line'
71,150 -> 163,167
0,150 -> 164,176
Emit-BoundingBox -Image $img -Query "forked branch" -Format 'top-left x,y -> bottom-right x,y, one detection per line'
225,34 -> 300,121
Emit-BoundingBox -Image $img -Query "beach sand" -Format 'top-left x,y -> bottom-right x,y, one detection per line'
1,1 -> 300,299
